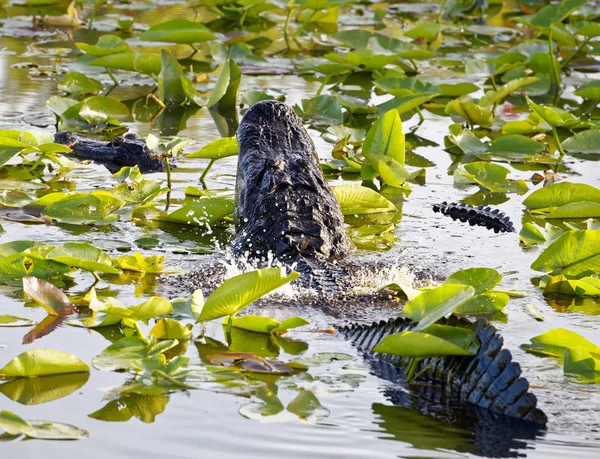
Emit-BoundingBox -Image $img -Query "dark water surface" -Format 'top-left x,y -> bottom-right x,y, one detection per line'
1,1 -> 600,458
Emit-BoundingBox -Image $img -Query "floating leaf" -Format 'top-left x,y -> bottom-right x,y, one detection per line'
92,337 -> 177,372
229,315 -> 309,334
332,185 -> 397,215
302,95 -> 343,124
198,268 -> 299,322
57,72 -> 103,96
456,162 -> 528,193
140,20 -> 216,44
75,35 -> 129,57
402,284 -> 475,331
374,325 -> 479,357
41,192 -> 125,225
113,253 -> 165,274
443,268 -> 502,294
564,347 -> 600,375
149,318 -> 193,341
0,350 -> 89,378
563,129 -> 600,154
523,182 -> 600,211
187,137 -> 239,159
531,230 -> 600,278
0,315 -> 34,327
522,328 -> 600,359
22,276 -> 73,316
156,199 -> 234,227
46,243 -> 121,275
0,410 -> 88,440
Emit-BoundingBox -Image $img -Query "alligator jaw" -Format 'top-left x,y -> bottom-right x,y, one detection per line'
233,101 -> 353,270
54,131 -> 167,174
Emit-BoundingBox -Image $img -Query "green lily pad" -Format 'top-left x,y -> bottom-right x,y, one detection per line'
41,192 -> 125,225
0,410 -> 88,440
0,315 -> 34,327
198,268 -> 300,322
403,284 -> 475,331
46,243 -> 121,275
187,137 -> 239,159
139,20 -> 216,44
332,185 -> 397,215
0,350 -> 89,378
155,199 -> 234,227
522,328 -> 600,359
373,324 -> 479,357
531,230 -> 600,278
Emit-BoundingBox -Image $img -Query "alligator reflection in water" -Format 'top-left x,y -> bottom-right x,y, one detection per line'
54,131 -> 168,173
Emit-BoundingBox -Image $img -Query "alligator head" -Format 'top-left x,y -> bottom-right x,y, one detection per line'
54,131 -> 167,174
232,100 -> 353,264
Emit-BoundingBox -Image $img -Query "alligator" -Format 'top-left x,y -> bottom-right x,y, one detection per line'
227,100 -> 546,428
54,131 -> 168,174
232,100 -> 353,293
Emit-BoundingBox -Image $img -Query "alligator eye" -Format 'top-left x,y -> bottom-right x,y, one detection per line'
111,137 -> 125,147
124,133 -> 137,140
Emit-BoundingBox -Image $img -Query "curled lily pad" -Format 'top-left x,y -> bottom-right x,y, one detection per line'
113,253 -> 165,274
198,268 -> 300,322
0,410 -> 88,440
522,328 -> 600,359
23,276 -> 74,316
403,284 -> 475,331
0,349 -> 89,378
332,185 -> 397,215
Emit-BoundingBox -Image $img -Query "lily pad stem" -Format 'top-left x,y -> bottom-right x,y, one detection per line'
316,74 -> 331,95
561,37 -> 590,70
165,157 -> 172,212
106,68 -> 119,87
200,159 -> 216,183
226,315 -> 233,345
552,126 -> 565,157
283,8 -> 294,51
152,370 -> 197,389
548,26 -> 561,105
405,357 -> 420,383
295,10 -> 316,37
436,0 -> 449,23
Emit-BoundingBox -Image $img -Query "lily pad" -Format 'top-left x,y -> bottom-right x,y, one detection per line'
198,268 -> 300,322
0,350 -> 89,378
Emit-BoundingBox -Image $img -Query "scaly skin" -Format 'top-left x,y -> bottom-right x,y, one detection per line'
433,202 -> 515,233
232,100 -> 353,290
339,315 -> 547,425
54,131 -> 167,174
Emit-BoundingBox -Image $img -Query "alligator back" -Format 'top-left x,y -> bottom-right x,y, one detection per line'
433,202 -> 515,233
339,315 -> 547,425
233,101 -> 353,267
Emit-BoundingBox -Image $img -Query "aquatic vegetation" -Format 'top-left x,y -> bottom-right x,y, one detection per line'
0,0 -> 600,453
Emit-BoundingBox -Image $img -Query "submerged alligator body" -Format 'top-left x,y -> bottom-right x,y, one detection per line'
54,131 -> 167,174
228,100 -> 546,426
340,315 -> 547,425
233,100 -> 353,292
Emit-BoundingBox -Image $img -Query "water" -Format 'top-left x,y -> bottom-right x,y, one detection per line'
1,1 -> 600,457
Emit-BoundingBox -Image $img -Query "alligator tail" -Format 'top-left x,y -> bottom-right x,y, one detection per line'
293,257 -> 348,297
433,202 -> 515,233
338,315 -> 547,425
